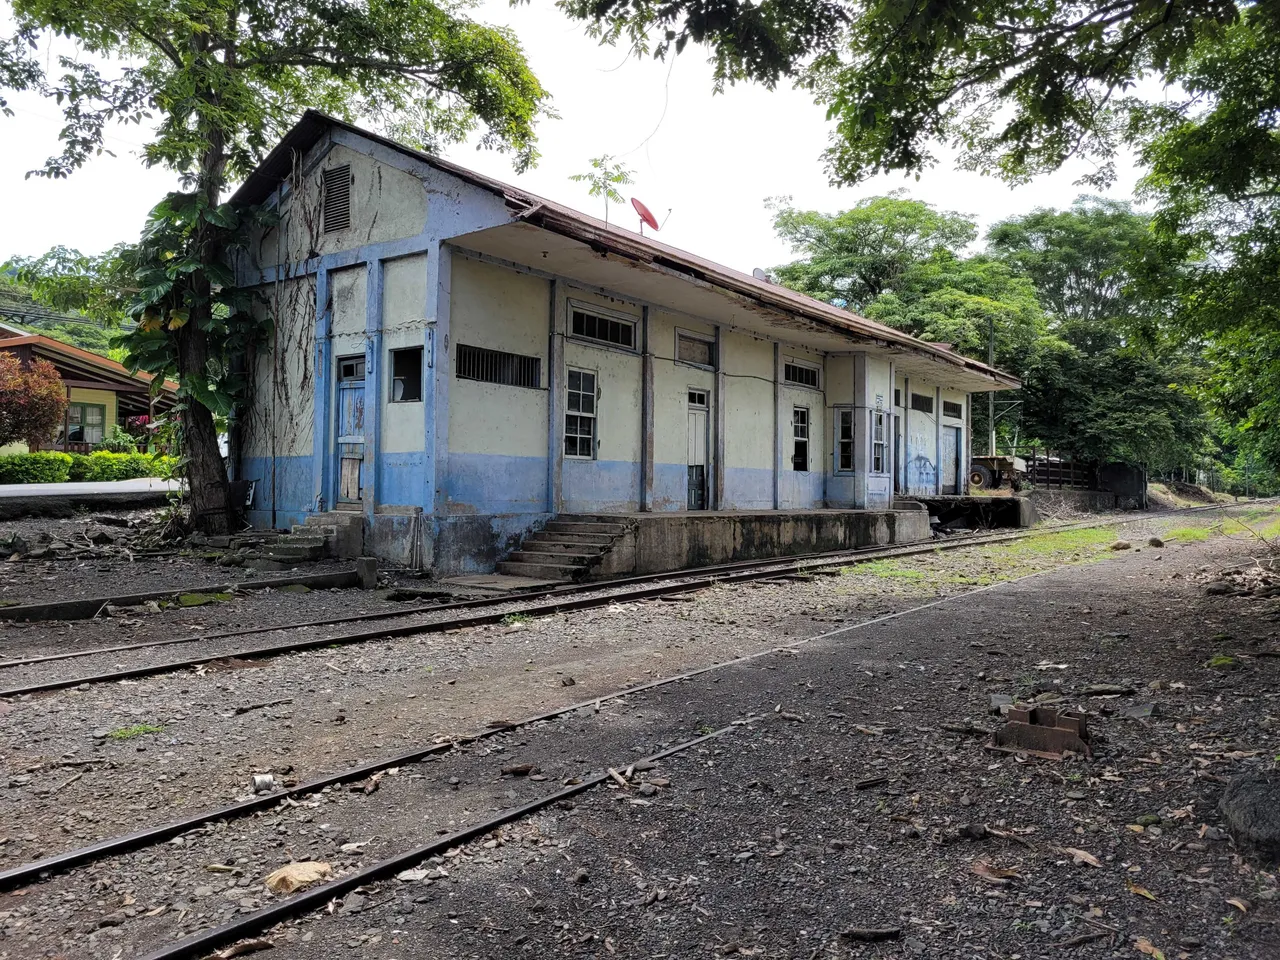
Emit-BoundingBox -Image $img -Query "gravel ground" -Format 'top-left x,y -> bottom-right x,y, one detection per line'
2,506 -> 1277,958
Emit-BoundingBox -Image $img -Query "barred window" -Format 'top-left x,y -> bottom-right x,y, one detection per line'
456,344 -> 541,389
943,400 -> 963,419
910,392 -> 934,414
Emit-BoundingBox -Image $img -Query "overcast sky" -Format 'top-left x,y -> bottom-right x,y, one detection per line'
0,2 -> 1144,273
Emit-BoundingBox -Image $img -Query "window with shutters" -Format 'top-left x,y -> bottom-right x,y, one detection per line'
783,360 -> 820,389
570,305 -> 635,350
942,400 -> 963,419
564,368 -> 597,458
910,392 -> 934,414
455,344 -> 541,389
792,406 -> 810,471
322,165 -> 351,233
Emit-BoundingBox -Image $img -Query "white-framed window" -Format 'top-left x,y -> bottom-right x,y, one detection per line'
783,358 -> 821,389
564,368 -> 597,459
871,410 -> 887,474
835,408 -> 854,473
687,388 -> 708,408
792,406 -> 809,472
676,329 -> 715,368
569,302 -> 636,351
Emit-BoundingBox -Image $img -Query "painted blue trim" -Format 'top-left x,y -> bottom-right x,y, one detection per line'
562,458 -> 642,514
447,453 -> 550,515
363,259 -> 385,523
313,268 -> 332,512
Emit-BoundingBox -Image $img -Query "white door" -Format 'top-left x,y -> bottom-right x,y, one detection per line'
687,389 -> 708,510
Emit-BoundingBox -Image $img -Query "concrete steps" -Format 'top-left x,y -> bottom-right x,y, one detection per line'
495,516 -> 628,581
261,512 -> 364,565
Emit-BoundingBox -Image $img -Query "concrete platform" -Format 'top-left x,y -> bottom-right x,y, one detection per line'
0,478 -> 182,520
564,509 -> 932,579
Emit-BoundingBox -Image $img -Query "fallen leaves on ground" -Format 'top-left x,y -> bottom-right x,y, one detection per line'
1135,936 -> 1166,959
971,860 -> 1022,885
1054,846 -> 1101,867
1127,879 -> 1159,901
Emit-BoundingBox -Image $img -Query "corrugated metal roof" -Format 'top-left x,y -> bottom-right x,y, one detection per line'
234,110 -> 1020,389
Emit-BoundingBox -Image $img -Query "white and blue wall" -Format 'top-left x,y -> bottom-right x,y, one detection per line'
236,125 -> 977,573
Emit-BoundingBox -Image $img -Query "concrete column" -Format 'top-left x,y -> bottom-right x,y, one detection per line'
902,375 -> 910,496
713,325 -> 726,510
886,361 -> 896,498
431,245 -> 452,514
363,259 -> 384,525
852,352 -> 869,508
312,267 -> 332,512
772,342 -> 782,509
547,279 -> 564,514
935,385 -> 943,495
640,306 -> 654,511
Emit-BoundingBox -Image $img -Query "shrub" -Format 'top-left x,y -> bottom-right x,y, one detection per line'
66,451 -> 177,482
94,426 -> 141,454
0,452 -> 73,484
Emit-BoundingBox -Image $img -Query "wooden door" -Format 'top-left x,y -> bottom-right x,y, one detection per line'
336,357 -> 366,505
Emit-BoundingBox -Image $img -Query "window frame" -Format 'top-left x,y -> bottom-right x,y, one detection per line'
389,346 -> 424,403
567,301 -> 638,354
791,405 -> 810,472
674,328 -> 716,370
455,343 -> 542,390
564,367 -> 598,460
834,406 -> 855,474
942,399 -> 964,420
871,409 -> 887,474
65,402 -> 107,445
322,164 -> 352,234
910,392 -> 934,414
783,357 -> 822,391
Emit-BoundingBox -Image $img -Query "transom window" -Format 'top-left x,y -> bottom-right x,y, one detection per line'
571,307 -> 635,350
943,400 -> 963,419
792,406 -> 809,472
836,409 -> 854,473
872,410 -> 887,474
784,360 -> 820,389
687,389 -> 708,407
338,357 -> 365,381
677,333 -> 715,367
65,403 -> 106,444
564,368 -> 597,459
910,392 -> 934,414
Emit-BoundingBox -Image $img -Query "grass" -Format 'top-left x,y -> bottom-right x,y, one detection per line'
1166,526 -> 1211,542
842,560 -> 927,581
109,723 -> 164,740
501,613 -> 533,626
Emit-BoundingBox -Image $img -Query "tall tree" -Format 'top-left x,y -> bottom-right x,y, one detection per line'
2,0 -> 550,531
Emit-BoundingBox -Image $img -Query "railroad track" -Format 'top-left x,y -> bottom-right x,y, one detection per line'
0,499 -> 1266,959
0,498 -> 1262,699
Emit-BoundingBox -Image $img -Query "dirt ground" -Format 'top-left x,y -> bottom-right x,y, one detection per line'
1,505 -> 1279,959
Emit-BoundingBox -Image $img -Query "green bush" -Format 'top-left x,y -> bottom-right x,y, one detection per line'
67,451 -> 177,482
0,452 -> 73,484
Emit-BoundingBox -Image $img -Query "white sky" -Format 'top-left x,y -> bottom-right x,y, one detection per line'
0,2 -> 1144,273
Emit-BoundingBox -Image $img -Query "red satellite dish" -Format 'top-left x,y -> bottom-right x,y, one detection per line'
631,197 -> 660,233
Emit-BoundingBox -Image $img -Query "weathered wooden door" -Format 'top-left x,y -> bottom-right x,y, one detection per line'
336,357 -> 366,505
941,425 -> 961,494
686,389 -> 708,510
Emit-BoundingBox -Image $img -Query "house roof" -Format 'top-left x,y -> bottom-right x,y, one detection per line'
0,334 -> 179,396
235,110 -> 1020,390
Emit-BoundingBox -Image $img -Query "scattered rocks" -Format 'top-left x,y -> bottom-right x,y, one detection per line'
1108,539 -> 1132,551
1220,771 -> 1280,859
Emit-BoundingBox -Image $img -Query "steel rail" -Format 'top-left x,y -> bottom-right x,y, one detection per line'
0,558 -> 1065,893
1,497 -> 1252,672
0,498 -> 1261,698
133,725 -> 738,960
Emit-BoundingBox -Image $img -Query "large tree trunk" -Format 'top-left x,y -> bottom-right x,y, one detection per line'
176,324 -> 233,534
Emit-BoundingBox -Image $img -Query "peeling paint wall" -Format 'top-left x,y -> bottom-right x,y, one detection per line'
721,328 -> 775,509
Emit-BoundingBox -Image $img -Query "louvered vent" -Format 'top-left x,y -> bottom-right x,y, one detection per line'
322,165 -> 351,233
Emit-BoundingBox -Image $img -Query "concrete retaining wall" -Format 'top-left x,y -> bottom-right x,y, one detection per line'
575,509 -> 931,578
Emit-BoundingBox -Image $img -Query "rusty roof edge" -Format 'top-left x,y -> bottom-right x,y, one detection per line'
520,206 -> 1021,389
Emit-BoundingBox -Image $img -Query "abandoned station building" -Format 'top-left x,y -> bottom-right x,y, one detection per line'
230,112 -> 1020,578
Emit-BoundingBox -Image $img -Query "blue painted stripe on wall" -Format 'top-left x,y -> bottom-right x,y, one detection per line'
379,452 -> 431,509
722,466 -> 775,510
447,452 -> 549,515
241,455 -> 315,525
778,470 -> 825,509
562,458 -> 641,513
